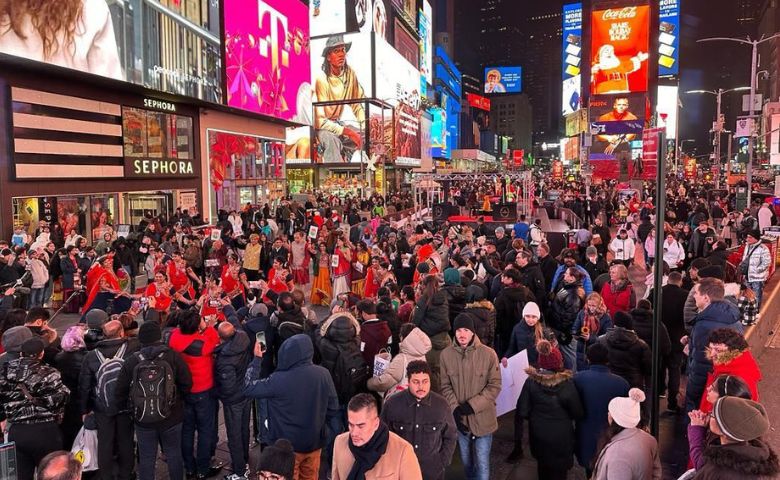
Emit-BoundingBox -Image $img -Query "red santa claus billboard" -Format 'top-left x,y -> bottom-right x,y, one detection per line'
590,5 -> 650,95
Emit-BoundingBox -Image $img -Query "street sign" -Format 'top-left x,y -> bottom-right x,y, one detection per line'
742,94 -> 763,112
735,118 -> 755,138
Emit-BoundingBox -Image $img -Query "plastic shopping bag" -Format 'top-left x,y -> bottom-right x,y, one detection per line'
71,425 -> 99,471
373,349 -> 391,377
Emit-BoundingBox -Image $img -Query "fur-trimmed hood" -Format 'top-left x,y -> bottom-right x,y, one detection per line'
465,300 -> 494,311
524,366 -> 573,387
699,440 -> 779,478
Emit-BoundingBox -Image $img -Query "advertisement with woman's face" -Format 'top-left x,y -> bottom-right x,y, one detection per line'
0,0 -> 223,102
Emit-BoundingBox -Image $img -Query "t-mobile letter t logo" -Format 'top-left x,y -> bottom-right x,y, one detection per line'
258,1 -> 290,73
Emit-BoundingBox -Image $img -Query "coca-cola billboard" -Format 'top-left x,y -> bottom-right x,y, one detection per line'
590,5 -> 650,95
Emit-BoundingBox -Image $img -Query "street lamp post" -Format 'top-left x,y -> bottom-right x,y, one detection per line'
698,33 -> 780,206
685,87 -> 750,189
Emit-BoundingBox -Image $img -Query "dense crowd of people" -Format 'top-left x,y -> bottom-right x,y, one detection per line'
0,181 -> 776,480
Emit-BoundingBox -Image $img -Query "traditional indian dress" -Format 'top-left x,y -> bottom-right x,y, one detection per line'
168,261 -> 196,310
351,250 -> 370,296
290,240 -> 310,285
331,247 -> 351,299
144,281 -> 172,323
221,264 -> 246,310
311,253 -> 332,306
82,264 -> 129,316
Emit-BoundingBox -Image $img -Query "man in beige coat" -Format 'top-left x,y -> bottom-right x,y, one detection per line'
332,393 -> 423,480
439,313 -> 502,480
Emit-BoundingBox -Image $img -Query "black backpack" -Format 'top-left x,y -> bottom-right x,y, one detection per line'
130,350 -> 176,423
94,343 -> 127,414
332,344 -> 370,404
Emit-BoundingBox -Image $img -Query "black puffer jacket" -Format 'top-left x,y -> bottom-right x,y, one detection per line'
598,327 -> 652,389
517,262 -> 547,309
214,330 -> 252,405
630,307 -> 671,357
442,284 -> 467,330
413,291 -> 450,338
462,301 -> 496,349
316,313 -> 361,373
550,282 -> 585,346
0,357 -> 70,424
493,286 -> 532,348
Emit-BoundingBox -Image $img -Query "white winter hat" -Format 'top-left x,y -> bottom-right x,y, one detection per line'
522,302 -> 541,318
609,388 -> 646,428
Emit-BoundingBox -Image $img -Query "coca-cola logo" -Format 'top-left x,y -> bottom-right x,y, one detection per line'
601,6 -> 637,21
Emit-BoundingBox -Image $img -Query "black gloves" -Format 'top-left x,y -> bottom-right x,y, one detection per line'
453,402 -> 475,434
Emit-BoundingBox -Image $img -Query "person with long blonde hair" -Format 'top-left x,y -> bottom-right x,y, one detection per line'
0,0 -> 123,78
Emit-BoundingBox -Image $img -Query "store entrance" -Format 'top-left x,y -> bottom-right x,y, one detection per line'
128,194 -> 171,227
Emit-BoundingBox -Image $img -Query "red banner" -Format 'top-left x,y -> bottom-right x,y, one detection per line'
467,93 -> 491,111
636,127 -> 663,180
513,149 -> 524,167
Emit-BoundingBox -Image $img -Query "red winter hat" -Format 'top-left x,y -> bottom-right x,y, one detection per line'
536,339 -> 564,372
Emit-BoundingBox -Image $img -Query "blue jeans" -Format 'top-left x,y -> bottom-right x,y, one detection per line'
748,281 -> 765,310
136,423 -> 184,480
182,390 -> 218,475
457,432 -> 492,480
29,288 -> 45,308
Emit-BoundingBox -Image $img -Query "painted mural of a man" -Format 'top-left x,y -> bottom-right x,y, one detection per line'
314,35 -> 367,163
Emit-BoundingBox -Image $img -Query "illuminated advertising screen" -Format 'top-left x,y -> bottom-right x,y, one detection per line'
376,37 -> 421,108
590,5 -> 650,94
659,0 -> 680,77
419,1 -> 433,95
310,0 -> 391,40
589,93 -> 646,135
394,19 -> 419,67
430,108 -> 449,159
286,126 -> 312,164
311,31 -> 373,163
562,3 -> 583,115
224,0 -> 311,123
484,67 -> 522,94
438,88 -> 461,156
656,85 -> 678,139
467,93 -> 491,111
311,32 -> 373,102
376,37 -> 422,166
0,0 -> 222,102
392,0 -> 418,29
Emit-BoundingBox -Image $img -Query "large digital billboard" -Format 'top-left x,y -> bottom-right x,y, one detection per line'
589,93 -> 646,135
224,0 -> 311,123
310,0 -> 392,41
430,107 -> 449,159
590,6 -> 650,95
419,1 -> 433,95
0,0 -> 222,102
484,67 -> 522,94
311,32 -> 373,163
376,37 -> 422,166
562,3 -> 583,115
659,0 -> 680,77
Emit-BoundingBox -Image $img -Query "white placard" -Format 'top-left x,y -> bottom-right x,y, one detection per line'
495,350 -> 530,417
